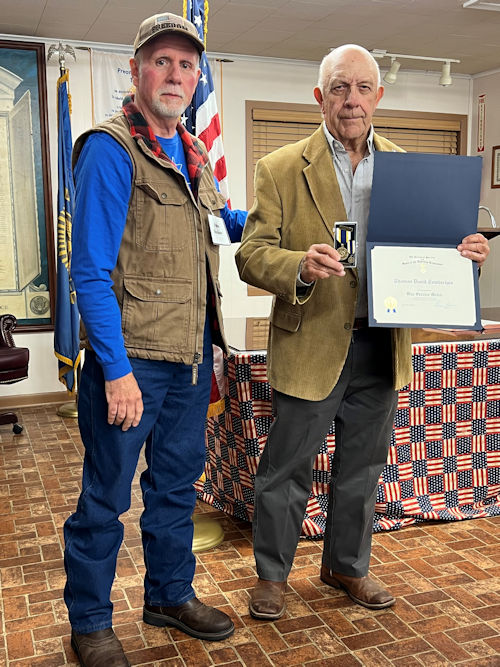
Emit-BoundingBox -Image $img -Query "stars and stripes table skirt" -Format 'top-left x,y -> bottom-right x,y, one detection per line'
195,340 -> 500,536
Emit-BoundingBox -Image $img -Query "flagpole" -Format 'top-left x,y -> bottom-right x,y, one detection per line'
182,0 -> 228,553
57,362 -> 80,418
49,43 -> 80,419
56,54 -> 79,419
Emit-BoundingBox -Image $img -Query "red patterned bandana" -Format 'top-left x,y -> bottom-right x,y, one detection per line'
122,94 -> 208,197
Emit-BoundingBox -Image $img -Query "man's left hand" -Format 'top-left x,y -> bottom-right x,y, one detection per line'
457,233 -> 490,268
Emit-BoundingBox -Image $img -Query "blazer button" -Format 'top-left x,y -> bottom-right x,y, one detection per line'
155,289 -> 161,295
344,322 -> 351,330
161,193 -> 167,199
350,280 -> 357,288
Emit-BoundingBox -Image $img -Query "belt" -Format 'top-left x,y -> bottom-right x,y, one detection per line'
352,317 -> 369,330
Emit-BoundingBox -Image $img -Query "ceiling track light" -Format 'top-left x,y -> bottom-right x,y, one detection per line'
371,50 -> 460,87
439,61 -> 452,86
463,1 -> 500,11
383,58 -> 401,84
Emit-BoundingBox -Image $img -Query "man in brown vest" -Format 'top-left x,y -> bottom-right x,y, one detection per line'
236,44 -> 490,620
64,14 -> 234,666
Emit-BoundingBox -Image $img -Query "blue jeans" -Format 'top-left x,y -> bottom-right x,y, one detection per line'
64,324 -> 213,633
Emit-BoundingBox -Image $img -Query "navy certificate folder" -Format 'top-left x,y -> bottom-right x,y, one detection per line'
367,152 -> 483,244
366,152 -> 483,330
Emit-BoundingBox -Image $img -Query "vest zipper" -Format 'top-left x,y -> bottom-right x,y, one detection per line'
182,162 -> 208,387
192,352 -> 200,385
192,198 -> 203,385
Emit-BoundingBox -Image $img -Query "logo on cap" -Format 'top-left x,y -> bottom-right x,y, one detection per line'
152,21 -> 190,35
155,14 -> 171,24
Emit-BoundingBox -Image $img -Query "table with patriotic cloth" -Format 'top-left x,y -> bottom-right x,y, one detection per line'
196,335 -> 500,536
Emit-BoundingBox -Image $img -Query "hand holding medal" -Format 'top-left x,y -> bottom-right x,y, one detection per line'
299,243 -> 346,282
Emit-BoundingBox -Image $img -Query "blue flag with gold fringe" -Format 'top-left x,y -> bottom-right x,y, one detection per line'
54,71 -> 80,393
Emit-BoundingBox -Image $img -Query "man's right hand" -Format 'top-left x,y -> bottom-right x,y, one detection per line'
105,372 -> 144,431
299,244 -> 346,283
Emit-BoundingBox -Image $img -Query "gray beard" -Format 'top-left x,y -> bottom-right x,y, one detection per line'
150,97 -> 187,119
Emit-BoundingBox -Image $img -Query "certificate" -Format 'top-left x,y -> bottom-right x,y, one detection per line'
367,244 -> 480,329
366,152 -> 483,330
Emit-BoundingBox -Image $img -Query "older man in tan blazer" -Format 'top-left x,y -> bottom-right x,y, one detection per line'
236,44 -> 490,620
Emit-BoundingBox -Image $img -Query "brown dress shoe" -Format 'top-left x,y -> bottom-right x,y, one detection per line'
320,565 -> 395,609
71,628 -> 130,667
143,597 -> 234,641
249,578 -> 287,620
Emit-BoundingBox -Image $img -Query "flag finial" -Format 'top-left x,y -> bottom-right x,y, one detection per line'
47,42 -> 76,76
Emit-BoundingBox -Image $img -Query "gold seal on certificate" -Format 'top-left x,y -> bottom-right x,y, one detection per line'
334,222 -> 357,267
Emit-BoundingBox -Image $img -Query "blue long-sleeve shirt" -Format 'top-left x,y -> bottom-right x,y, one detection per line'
72,132 -> 246,381
217,183 -> 247,238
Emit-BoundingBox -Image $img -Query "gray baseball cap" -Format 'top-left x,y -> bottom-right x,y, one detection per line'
134,13 -> 205,55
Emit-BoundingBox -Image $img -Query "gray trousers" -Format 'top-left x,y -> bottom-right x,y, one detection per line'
253,327 -> 398,580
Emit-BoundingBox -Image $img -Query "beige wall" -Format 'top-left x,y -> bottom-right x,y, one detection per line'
0,37 -> 492,399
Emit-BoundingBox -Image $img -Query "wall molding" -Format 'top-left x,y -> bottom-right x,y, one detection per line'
0,391 -> 70,410
472,66 -> 500,79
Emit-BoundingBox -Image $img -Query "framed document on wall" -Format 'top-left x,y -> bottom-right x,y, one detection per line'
492,145 -> 500,189
0,40 -> 55,331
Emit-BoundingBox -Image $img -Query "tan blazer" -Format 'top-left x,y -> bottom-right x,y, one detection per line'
235,126 -> 413,401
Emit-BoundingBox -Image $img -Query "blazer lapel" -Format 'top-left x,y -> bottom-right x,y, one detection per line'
303,126 -> 347,241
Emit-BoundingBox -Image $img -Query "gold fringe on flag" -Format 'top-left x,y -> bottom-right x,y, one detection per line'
204,0 -> 209,47
56,71 -> 72,115
206,396 -> 225,419
182,1 -> 209,48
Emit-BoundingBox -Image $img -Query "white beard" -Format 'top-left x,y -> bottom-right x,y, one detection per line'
150,95 -> 187,120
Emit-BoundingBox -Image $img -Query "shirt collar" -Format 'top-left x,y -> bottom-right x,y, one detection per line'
322,121 -> 374,158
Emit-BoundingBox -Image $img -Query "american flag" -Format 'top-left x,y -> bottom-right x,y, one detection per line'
183,0 -> 230,202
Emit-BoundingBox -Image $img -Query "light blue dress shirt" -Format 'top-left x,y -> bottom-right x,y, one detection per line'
322,122 -> 375,319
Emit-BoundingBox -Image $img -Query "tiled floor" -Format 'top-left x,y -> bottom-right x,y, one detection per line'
0,406 -> 499,666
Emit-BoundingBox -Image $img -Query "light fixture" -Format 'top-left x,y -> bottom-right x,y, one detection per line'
371,50 -> 460,87
463,1 -> 500,11
478,205 -> 498,229
383,58 -> 400,84
439,61 -> 452,86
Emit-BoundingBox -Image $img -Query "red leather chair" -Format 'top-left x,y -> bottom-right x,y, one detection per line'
0,314 -> 29,434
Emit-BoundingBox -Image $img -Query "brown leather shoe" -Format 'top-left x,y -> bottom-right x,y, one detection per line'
143,597 -> 234,641
320,565 -> 395,609
71,628 -> 130,667
249,578 -> 287,620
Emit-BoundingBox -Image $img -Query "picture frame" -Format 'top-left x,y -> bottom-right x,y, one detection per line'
0,40 -> 55,332
491,145 -> 500,189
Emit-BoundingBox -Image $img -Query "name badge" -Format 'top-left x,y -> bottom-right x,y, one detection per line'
333,221 -> 357,267
208,214 -> 231,246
